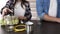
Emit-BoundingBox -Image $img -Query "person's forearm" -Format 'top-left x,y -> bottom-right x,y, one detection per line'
18,16 -> 27,20
43,14 -> 59,22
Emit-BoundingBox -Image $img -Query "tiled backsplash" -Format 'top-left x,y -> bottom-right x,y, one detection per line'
27,0 -> 39,20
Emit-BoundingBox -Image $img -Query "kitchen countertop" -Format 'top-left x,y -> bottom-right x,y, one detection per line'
0,20 -> 40,34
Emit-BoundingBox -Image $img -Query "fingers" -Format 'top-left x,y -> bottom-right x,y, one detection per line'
2,8 -> 8,16
8,9 -> 13,13
2,8 -> 13,16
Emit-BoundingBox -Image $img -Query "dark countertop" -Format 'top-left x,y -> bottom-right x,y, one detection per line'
0,20 -> 40,34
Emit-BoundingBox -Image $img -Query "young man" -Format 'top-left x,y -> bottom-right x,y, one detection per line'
36,0 -> 60,34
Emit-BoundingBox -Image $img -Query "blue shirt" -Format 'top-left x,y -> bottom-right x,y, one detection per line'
36,0 -> 60,19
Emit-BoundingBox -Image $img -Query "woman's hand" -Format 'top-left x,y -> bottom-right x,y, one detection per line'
2,8 -> 8,16
18,16 -> 27,20
2,8 -> 13,16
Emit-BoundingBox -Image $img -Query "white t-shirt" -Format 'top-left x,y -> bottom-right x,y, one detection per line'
48,0 -> 57,17
14,2 -> 25,17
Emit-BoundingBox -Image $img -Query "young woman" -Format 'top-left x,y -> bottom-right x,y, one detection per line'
1,0 -> 32,24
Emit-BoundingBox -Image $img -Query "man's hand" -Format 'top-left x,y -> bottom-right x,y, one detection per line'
56,18 -> 60,23
44,14 -> 60,23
